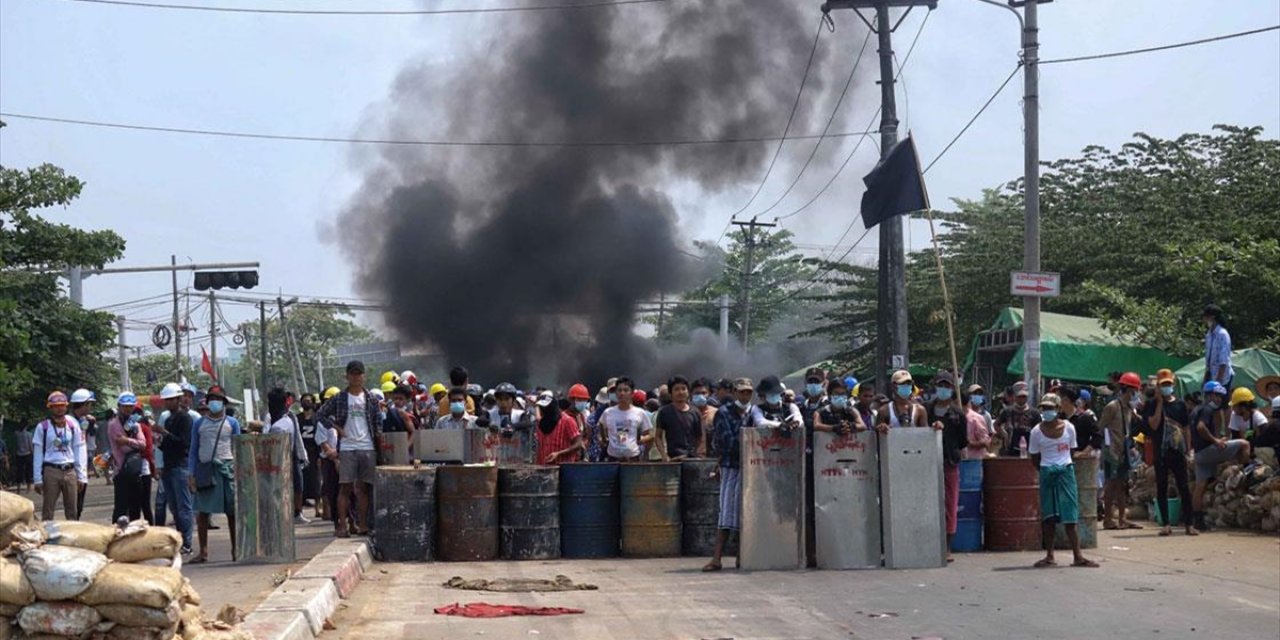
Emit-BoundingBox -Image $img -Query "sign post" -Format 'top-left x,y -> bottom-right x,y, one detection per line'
1010,271 -> 1061,298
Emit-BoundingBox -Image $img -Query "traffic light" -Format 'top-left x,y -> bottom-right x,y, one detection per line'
194,270 -> 259,291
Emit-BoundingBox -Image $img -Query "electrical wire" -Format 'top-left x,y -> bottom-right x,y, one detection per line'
920,64 -> 1020,174
1041,25 -> 1279,65
58,0 -> 669,16
0,112 -> 875,149
891,9 -> 930,133
712,16 -> 827,249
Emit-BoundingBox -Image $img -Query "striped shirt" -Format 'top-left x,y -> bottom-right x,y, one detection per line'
535,413 -> 582,465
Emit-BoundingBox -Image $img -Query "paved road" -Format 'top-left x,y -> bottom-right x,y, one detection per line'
43,478 -> 336,615
332,528 -> 1279,640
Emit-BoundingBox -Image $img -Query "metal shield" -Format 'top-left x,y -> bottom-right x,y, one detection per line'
878,428 -> 946,569
813,430 -> 882,569
740,426 -> 806,571
380,431 -> 411,466
463,428 -> 532,465
415,429 -> 468,463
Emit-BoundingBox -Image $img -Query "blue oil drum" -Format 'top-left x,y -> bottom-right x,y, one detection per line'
952,458 -> 984,552
559,463 -> 620,558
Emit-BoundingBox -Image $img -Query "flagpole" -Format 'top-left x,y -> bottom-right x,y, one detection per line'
911,134 -> 961,393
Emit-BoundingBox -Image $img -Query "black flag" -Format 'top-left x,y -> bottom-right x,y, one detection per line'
859,134 -> 930,228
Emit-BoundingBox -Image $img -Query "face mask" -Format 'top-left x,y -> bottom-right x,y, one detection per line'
806,383 -> 823,397
1206,400 -> 1219,410
450,401 -> 465,415
831,396 -> 848,409
1040,410 -> 1058,422
735,399 -> 751,410
934,405 -> 948,417
379,410 -> 388,421
936,388 -> 953,401
766,393 -> 782,405
970,395 -> 985,406
608,392 -> 617,404
574,401 -> 590,413
208,400 -> 225,414
1129,396 -> 1142,409
691,394 -> 708,407
128,413 -> 141,425
1160,384 -> 1174,397
896,385 -> 913,399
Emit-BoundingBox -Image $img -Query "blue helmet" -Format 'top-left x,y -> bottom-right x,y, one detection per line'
843,376 -> 858,391
1078,388 -> 1092,403
1202,381 -> 1227,397
117,392 -> 138,406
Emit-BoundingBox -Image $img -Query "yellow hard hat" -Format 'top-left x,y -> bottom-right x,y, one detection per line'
380,371 -> 398,385
380,381 -> 398,394
429,382 -> 448,397
851,383 -> 860,397
323,386 -> 340,401
1230,387 -> 1256,406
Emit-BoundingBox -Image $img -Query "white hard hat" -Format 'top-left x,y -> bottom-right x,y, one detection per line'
70,388 -> 96,404
369,388 -> 385,400
160,382 -> 184,400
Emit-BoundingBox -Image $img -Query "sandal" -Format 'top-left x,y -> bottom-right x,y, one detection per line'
1158,528 -> 1172,537
1033,558 -> 1056,568
1072,559 -> 1099,568
1185,527 -> 1200,536
702,561 -> 722,572
187,556 -> 208,565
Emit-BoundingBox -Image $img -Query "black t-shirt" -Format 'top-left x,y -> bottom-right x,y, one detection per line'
1189,405 -> 1219,452
382,408 -> 408,433
298,414 -> 319,453
998,406 -> 1039,456
1141,398 -> 1190,451
1250,417 -> 1280,449
1068,411 -> 1103,451
930,403 -> 968,465
655,404 -> 702,459
159,410 -> 193,463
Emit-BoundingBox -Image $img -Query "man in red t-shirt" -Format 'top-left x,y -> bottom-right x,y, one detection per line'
534,391 -> 584,465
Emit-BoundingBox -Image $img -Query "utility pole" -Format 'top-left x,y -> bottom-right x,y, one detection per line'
732,217 -> 776,349
208,291 -> 218,381
259,301 -> 268,419
822,0 -> 932,391
171,255 -> 181,378
116,316 -> 130,391
68,266 -> 83,305
277,296 -> 301,393
718,294 -> 730,354
316,353 -> 325,393
1020,0 -> 1042,403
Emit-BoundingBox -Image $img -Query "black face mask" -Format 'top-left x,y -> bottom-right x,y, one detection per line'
538,405 -> 560,434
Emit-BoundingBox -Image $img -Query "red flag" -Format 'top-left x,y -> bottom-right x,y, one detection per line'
201,346 -> 218,381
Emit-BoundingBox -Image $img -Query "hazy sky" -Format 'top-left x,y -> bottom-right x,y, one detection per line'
2,0 -> 1277,362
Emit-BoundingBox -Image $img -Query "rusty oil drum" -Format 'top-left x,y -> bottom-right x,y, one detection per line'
680,459 -> 721,556
983,457 -> 1041,551
499,466 -> 560,560
436,465 -> 499,561
1055,456 -> 1099,549
619,462 -> 682,557
372,466 -> 436,562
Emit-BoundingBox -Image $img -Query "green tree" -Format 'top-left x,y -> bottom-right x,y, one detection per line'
224,304 -> 376,394
656,227 -> 817,346
1,122 -> 127,423
790,260 -> 878,373
127,353 -> 181,396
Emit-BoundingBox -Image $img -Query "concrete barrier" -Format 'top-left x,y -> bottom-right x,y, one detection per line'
292,551 -> 365,599
254,578 -> 340,636
245,538 -> 372,639
241,610 -> 312,640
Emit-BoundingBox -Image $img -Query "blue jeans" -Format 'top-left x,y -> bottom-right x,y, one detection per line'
154,473 -> 168,526
161,466 -> 194,549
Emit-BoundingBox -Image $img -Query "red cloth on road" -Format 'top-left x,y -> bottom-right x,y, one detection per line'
434,602 -> 585,618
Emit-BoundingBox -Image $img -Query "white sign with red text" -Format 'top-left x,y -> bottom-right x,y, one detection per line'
1010,271 -> 1061,298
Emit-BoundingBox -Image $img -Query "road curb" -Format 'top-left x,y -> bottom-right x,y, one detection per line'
245,537 -> 371,640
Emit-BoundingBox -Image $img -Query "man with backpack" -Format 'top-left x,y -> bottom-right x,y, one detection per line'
33,390 -> 88,521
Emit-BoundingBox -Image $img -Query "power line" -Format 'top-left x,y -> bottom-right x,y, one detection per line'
921,64 -> 1020,174
713,17 -> 826,249
0,112 -> 876,149
58,0 -> 669,16
1041,25 -> 1279,65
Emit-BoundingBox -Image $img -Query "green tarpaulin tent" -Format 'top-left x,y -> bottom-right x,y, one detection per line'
1173,348 -> 1280,399
965,307 -> 1186,384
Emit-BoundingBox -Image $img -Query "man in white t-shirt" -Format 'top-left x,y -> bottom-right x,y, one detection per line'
1228,388 -> 1268,437
598,377 -> 653,462
1028,393 -> 1096,569
315,360 -> 382,537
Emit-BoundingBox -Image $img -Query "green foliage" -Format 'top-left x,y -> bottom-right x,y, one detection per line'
127,353 -> 182,396
223,305 -> 376,394
789,259 -> 877,374
805,125 -> 1280,371
653,226 -> 817,345
1,124 -> 126,423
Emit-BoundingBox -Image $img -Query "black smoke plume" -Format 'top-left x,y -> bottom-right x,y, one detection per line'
338,2 -> 833,386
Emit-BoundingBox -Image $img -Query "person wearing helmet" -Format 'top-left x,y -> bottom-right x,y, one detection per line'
1201,304 -> 1233,387
1099,371 -> 1143,530
188,385 -> 242,562
877,370 -> 927,433
598,377 -> 653,463
379,371 -> 399,387
33,391 -> 88,521
1190,381 -> 1251,532
1139,369 -> 1198,536
1227,388 -> 1267,439
107,392 -> 151,524
315,360 -> 383,537
479,382 -> 529,433
69,389 -> 99,481
155,382 -> 195,553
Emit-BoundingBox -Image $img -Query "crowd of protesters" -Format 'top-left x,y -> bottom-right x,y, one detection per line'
4,305 -> 1278,570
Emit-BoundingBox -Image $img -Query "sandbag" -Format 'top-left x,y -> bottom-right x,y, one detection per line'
98,603 -> 181,629
20,545 -> 110,601
179,579 -> 201,606
189,629 -> 254,640
76,563 -> 184,610
108,527 -> 182,563
179,603 -> 204,640
0,604 -> 19,618
0,491 -> 34,530
0,557 -> 35,606
108,624 -> 178,640
43,520 -> 120,554
17,601 -> 102,637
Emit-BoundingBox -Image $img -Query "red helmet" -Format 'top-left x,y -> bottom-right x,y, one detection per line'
568,384 -> 591,400
1118,372 -> 1142,390
632,390 -> 647,404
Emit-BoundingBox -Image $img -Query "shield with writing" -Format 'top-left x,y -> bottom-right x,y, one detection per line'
814,430 -> 882,569
740,426 -> 805,571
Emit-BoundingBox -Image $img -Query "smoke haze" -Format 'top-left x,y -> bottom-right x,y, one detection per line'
337,2 -> 841,386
